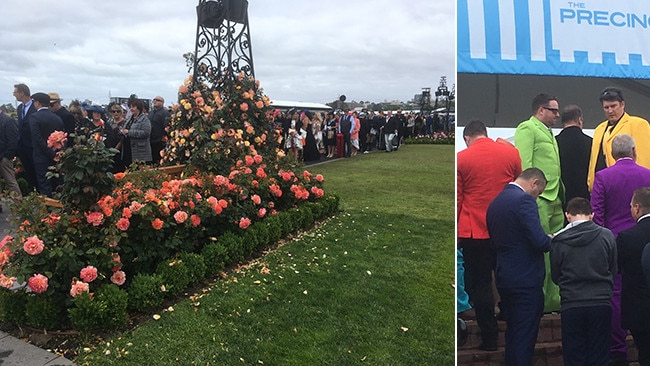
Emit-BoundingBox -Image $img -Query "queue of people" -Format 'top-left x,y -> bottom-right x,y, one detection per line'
458,87 -> 650,365
9,83 -> 170,198
272,108 -> 438,162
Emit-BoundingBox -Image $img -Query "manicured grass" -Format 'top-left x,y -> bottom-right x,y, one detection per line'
78,145 -> 455,365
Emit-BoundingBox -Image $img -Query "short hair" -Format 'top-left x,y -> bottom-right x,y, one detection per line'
518,167 -> 547,185
599,87 -> 624,103
128,98 -> 145,113
611,134 -> 635,160
561,105 -> 582,126
13,83 -> 30,96
531,93 -> 558,113
566,197 -> 593,216
632,187 -> 650,212
463,119 -> 488,138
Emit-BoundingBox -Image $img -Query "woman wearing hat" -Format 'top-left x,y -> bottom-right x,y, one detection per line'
120,98 -> 152,166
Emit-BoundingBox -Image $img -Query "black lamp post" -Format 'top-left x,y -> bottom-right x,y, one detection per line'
193,0 -> 255,90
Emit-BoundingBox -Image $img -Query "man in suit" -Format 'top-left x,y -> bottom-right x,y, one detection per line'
48,92 -> 75,135
591,133 -> 650,365
588,87 -> 650,191
617,187 -> 650,365
487,168 -> 551,366
457,119 -> 522,351
29,92 -> 64,198
338,111 -> 354,157
0,110 -> 21,199
556,105 -> 592,205
13,83 -> 37,192
514,93 -> 563,312
148,95 -> 170,165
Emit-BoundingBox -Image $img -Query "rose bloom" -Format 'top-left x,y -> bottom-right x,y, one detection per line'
257,208 -> 267,218
23,236 -> 44,256
151,218 -> 164,230
315,174 -> 324,182
0,274 -> 15,289
219,199 -> 228,209
251,195 -> 261,205
122,207 -> 132,219
111,271 -> 126,286
240,102 -> 249,112
245,155 -> 254,166
86,211 -> 104,226
311,187 -> 324,198
190,214 -> 201,227
80,266 -> 98,283
116,217 -> 130,231
28,274 -> 48,293
46,131 -> 68,150
129,201 -> 144,213
0,251 -> 9,266
70,280 -> 89,297
174,211 -> 188,224
255,100 -> 264,109
239,217 -> 251,229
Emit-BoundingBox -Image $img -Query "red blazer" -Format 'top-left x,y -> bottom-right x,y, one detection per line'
457,137 -> 522,239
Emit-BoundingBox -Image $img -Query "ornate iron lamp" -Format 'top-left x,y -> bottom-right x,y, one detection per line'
193,0 -> 255,89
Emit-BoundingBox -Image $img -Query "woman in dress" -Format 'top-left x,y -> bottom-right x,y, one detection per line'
106,104 -> 128,173
325,112 -> 338,158
302,111 -> 321,162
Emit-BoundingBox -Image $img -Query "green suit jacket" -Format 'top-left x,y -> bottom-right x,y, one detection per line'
514,116 -> 563,202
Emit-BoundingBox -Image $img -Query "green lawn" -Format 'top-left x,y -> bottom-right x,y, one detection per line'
79,145 -> 455,365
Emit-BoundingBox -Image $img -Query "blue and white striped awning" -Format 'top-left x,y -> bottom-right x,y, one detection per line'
458,0 -> 650,79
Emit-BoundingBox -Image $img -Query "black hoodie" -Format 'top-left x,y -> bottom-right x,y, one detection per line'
550,220 -> 617,311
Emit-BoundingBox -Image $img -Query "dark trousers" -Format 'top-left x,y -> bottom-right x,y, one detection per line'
561,305 -> 611,366
459,238 -> 498,346
342,132 -> 351,157
17,147 -> 37,192
34,162 -> 54,198
151,141 -> 165,165
498,286 -> 544,366
631,329 -> 650,366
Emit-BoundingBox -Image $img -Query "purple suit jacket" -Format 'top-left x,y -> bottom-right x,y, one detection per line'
591,158 -> 650,237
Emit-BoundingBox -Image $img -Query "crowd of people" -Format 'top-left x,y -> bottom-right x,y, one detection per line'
271,108 -> 446,162
457,87 -> 650,365
3,83 -> 170,198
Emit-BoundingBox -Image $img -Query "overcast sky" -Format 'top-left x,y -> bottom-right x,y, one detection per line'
0,0 -> 454,107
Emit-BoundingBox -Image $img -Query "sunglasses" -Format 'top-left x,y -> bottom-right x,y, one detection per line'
153,99 -> 163,102
111,110 -> 122,113
542,106 -> 560,114
600,90 -> 622,101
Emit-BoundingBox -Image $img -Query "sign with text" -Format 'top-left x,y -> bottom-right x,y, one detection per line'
458,0 -> 650,78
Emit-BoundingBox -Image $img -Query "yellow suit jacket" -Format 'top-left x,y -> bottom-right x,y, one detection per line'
588,113 -> 650,191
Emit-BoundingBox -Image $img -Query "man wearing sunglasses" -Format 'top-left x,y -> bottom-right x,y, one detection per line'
513,93 -> 564,314
47,92 -> 75,135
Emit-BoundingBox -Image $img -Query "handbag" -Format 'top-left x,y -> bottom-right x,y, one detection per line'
327,130 -> 335,139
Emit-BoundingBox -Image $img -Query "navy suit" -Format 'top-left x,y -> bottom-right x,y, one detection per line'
30,108 -> 64,197
16,102 -> 37,191
487,183 -> 551,365
618,216 -> 650,364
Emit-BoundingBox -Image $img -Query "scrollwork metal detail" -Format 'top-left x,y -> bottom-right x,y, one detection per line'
192,0 -> 255,90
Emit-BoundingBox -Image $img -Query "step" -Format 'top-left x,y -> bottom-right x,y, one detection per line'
458,313 -> 640,365
459,314 -> 562,350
